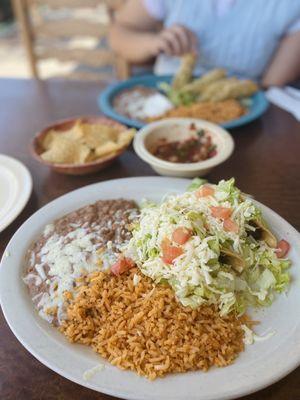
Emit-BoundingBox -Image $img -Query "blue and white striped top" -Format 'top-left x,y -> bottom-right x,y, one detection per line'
143,0 -> 300,79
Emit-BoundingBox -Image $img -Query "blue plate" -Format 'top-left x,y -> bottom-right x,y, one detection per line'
98,74 -> 269,129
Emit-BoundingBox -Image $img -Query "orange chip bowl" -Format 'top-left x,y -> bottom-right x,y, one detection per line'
31,116 -> 132,175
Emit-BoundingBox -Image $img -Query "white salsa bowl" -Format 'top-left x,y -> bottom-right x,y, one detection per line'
133,118 -> 235,178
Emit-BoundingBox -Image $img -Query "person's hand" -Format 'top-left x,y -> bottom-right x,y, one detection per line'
150,24 -> 198,57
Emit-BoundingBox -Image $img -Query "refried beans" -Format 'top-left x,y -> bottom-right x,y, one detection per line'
23,199 -> 138,326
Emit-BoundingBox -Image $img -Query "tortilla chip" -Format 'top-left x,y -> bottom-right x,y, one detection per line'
42,122 -> 84,150
61,121 -> 85,141
117,129 -> 135,147
85,150 -> 98,162
40,136 -> 90,164
80,124 -> 120,149
40,120 -> 136,165
95,141 -> 120,157
42,130 -> 57,150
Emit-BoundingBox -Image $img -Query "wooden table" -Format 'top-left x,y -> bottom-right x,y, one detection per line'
0,78 -> 299,400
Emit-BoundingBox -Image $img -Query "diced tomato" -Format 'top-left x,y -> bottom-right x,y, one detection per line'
276,239 -> 290,258
223,218 -> 239,233
206,136 -> 212,146
161,238 -> 183,264
161,238 -> 171,250
126,258 -> 136,268
172,227 -> 192,245
111,257 -> 135,276
210,206 -> 232,220
162,246 -> 183,264
196,185 -> 215,198
209,149 -> 217,157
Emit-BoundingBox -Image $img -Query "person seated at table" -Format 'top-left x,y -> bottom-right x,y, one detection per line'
109,0 -> 300,87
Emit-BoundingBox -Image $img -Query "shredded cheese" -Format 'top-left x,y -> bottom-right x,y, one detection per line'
83,364 -> 105,381
24,226 -> 103,323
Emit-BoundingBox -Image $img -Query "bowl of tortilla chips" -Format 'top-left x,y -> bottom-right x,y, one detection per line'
32,116 -> 135,175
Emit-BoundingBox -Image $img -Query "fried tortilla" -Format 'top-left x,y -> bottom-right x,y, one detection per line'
250,218 -> 277,248
180,68 -> 226,96
220,247 -> 245,273
172,53 -> 197,90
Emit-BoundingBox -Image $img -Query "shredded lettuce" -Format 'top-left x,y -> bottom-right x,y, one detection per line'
187,178 -> 208,192
123,179 -> 291,315
159,82 -> 196,106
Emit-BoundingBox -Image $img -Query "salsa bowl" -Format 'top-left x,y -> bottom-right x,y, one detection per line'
133,118 -> 235,178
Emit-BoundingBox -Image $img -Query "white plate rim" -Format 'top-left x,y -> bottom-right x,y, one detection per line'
0,154 -> 32,233
0,176 -> 300,400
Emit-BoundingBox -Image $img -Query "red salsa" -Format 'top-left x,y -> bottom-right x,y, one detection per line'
152,126 -> 217,163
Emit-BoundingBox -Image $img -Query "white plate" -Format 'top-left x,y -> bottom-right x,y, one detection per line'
0,177 -> 300,400
0,154 -> 32,233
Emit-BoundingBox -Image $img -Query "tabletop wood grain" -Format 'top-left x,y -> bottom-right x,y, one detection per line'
0,78 -> 299,400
